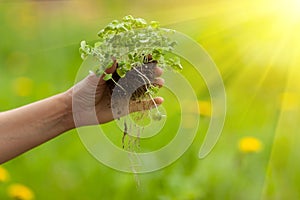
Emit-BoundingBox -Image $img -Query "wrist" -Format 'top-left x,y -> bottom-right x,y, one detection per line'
60,89 -> 75,131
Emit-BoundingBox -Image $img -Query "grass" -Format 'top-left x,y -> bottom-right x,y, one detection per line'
1,0 -> 300,199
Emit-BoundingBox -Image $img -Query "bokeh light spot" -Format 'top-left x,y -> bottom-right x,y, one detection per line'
12,77 -> 34,97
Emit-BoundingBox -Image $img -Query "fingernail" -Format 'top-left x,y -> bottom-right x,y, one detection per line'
155,97 -> 164,104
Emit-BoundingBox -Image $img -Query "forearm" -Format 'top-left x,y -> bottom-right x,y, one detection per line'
0,91 -> 75,163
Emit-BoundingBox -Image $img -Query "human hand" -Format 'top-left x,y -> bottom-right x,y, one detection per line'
69,61 -> 164,127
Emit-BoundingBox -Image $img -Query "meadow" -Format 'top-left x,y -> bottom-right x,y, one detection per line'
1,0 -> 300,199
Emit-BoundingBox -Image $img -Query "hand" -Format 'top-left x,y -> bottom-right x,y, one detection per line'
69,62 -> 164,127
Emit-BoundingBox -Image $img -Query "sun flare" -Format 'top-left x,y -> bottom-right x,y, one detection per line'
272,0 -> 300,24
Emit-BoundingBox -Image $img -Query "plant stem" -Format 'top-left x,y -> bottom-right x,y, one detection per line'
104,71 -> 127,93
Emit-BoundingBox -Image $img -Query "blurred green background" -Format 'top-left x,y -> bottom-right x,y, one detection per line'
1,0 -> 300,199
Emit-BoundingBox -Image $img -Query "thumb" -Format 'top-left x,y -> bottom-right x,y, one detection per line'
86,71 -> 101,86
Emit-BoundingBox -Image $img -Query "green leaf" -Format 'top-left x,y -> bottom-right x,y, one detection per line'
116,68 -> 126,78
169,57 -> 183,70
124,63 -> 132,70
97,29 -> 104,37
80,15 -> 183,78
150,21 -> 160,28
103,73 -> 112,81
134,18 -> 147,28
80,40 -> 87,49
118,61 -> 125,68
94,42 -> 101,48
123,15 -> 134,22
128,53 -> 134,60
146,85 -> 159,96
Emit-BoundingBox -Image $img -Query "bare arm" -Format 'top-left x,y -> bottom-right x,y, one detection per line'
0,65 -> 164,164
0,92 -> 74,163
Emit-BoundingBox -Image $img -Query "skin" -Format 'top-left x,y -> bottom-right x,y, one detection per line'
0,64 -> 164,164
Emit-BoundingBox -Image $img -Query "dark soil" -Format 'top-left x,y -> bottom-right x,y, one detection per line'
106,61 -> 157,101
106,59 -> 158,149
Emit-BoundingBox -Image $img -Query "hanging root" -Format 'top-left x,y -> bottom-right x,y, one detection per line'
108,62 -> 159,150
122,120 -> 128,149
133,126 -> 142,150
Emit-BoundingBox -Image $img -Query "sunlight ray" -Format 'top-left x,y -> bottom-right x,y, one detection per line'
261,49 -> 300,199
235,27 -> 293,126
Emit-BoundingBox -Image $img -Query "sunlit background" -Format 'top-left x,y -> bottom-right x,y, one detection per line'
1,0 -> 300,199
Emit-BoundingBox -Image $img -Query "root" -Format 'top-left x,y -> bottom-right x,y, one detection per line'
110,77 -> 127,93
133,67 -> 152,86
134,67 -> 160,113
122,120 -> 128,149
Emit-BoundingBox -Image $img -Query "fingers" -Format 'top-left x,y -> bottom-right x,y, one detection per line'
129,97 -> 164,113
154,66 -> 163,77
153,77 -> 164,88
86,63 -> 164,94
152,66 -> 164,87
84,72 -> 100,87
152,97 -> 164,105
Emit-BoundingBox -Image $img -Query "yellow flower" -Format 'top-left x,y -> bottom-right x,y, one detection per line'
8,184 -> 34,200
12,77 -> 33,97
0,166 -> 10,182
238,137 -> 263,153
198,101 -> 211,117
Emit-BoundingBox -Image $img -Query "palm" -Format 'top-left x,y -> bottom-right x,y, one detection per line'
71,64 -> 164,127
